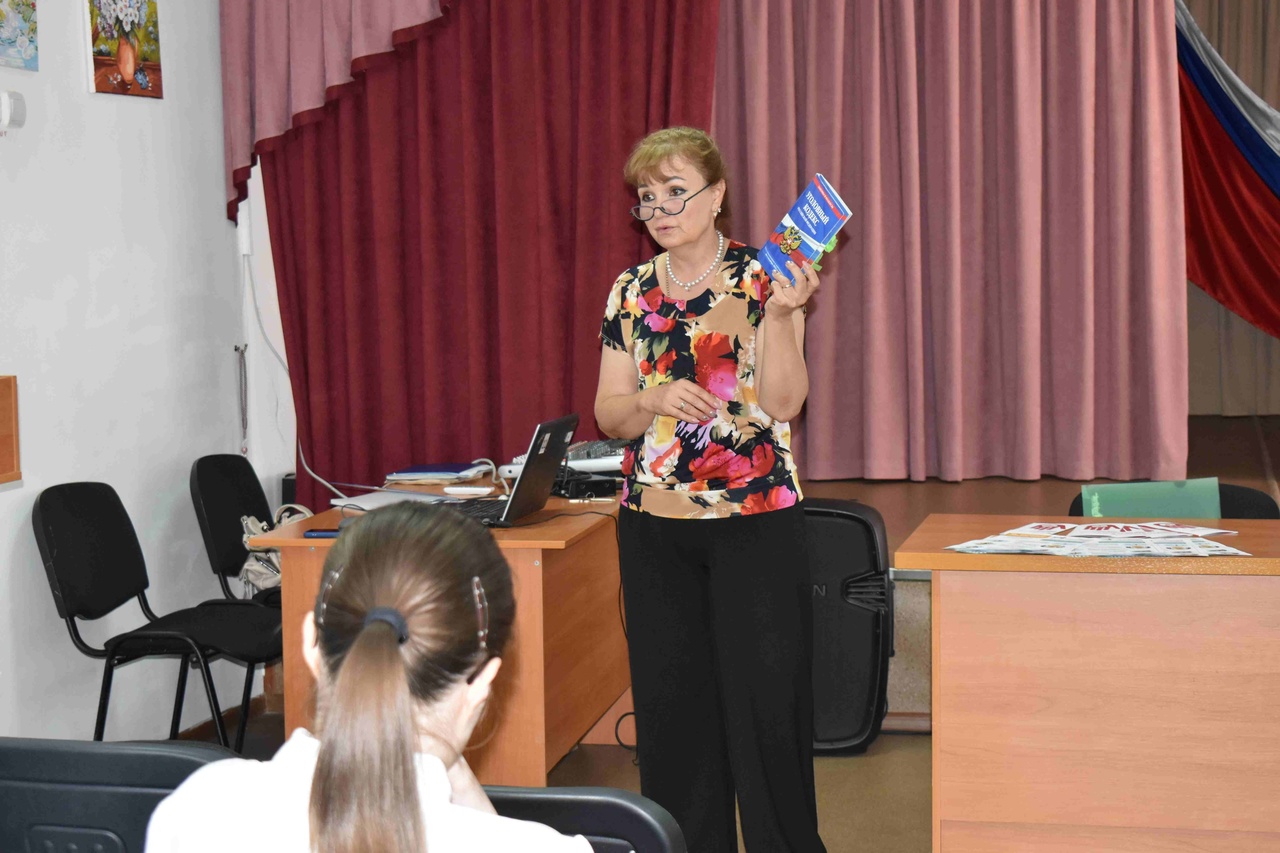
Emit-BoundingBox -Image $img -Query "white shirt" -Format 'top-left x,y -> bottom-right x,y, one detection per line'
145,730 -> 592,853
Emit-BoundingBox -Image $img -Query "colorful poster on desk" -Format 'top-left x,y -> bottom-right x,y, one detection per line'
84,0 -> 163,98
0,0 -> 37,71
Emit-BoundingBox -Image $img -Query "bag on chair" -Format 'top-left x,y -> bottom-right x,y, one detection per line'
239,503 -> 312,592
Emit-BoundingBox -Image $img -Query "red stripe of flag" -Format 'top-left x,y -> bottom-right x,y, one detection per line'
1181,65 -> 1280,339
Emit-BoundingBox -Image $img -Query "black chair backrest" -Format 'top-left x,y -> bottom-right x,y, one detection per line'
32,482 -> 150,621
1218,483 -> 1280,518
190,455 -> 273,579
0,736 -> 235,853
486,785 -> 686,853
1068,482 -> 1280,520
0,736 -> 679,853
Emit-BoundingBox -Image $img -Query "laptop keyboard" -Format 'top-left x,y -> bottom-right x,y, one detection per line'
451,499 -> 507,523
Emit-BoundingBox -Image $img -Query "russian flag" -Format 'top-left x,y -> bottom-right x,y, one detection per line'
1177,0 -> 1280,339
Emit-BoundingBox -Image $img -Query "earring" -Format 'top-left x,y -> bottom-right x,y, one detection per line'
715,207 -> 722,215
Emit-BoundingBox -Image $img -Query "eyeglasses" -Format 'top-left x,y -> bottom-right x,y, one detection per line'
631,183 -> 713,222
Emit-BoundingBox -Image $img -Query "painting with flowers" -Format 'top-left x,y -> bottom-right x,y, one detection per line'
85,0 -> 162,98
0,0 -> 37,72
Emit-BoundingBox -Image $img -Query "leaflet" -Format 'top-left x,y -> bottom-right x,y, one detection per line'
946,535 -> 1250,558
1136,521 -> 1237,537
1000,522 -> 1078,538
1065,523 -> 1187,539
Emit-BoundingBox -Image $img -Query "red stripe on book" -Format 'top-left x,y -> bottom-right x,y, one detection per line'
813,179 -> 847,222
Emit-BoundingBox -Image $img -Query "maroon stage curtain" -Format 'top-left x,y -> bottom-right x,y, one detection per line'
219,0 -> 448,223
261,0 -> 720,508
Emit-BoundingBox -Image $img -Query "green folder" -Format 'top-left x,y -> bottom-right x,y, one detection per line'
1079,478 -> 1221,519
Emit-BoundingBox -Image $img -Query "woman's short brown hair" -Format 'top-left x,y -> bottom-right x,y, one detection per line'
624,126 -> 728,208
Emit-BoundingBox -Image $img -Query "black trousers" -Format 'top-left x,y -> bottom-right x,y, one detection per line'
618,504 -> 826,853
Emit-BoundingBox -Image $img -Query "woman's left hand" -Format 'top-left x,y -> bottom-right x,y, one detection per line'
767,260 -> 820,316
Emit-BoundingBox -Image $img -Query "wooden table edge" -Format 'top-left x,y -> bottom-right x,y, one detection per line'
895,513 -> 1280,577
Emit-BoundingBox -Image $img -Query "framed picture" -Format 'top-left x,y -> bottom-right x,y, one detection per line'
0,0 -> 37,72
84,0 -> 162,98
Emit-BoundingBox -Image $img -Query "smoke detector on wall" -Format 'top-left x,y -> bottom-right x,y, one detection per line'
0,92 -> 27,131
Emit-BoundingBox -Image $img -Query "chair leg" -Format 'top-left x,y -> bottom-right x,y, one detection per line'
235,663 -> 256,754
93,658 -> 115,741
192,654 -> 229,748
169,654 -> 190,739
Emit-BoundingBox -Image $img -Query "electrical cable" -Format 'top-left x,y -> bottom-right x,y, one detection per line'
614,711 -> 637,752
524,508 -> 633,751
468,458 -> 511,495
243,254 -> 347,500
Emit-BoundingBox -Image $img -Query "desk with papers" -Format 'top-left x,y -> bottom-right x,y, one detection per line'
898,514 -> 1280,853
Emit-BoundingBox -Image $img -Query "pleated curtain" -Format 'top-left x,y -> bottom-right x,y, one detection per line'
712,0 -> 1188,481
256,1 -> 720,508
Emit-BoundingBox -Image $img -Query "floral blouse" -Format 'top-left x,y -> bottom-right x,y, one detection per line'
599,242 -> 804,519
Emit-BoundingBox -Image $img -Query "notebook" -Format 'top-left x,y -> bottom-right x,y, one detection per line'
451,414 -> 579,527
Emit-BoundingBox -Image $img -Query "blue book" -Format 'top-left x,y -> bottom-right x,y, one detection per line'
757,174 -> 852,284
385,463 -> 490,483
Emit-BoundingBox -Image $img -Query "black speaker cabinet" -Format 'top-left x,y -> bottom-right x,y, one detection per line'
805,498 -> 894,753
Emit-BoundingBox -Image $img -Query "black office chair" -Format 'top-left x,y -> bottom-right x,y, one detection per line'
0,736 -> 236,853
190,454 -> 281,607
1067,482 -> 1280,519
0,736 -> 686,853
32,482 -> 283,753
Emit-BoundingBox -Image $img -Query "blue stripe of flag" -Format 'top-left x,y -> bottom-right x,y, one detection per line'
1177,28 -> 1280,202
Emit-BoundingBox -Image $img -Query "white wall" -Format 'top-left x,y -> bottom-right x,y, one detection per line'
238,167 -> 297,511
0,1 -> 262,739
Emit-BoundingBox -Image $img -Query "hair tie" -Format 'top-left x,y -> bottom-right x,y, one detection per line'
363,607 -> 410,644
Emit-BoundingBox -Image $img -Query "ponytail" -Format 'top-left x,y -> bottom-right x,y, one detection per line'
305,503 -> 516,853
309,620 -> 424,853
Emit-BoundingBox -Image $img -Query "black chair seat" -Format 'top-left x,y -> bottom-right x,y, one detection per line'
109,603 -> 282,665
251,587 -> 281,607
32,481 -> 283,753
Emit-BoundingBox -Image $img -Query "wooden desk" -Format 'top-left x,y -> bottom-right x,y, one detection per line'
898,514 -> 1280,853
252,499 -> 628,787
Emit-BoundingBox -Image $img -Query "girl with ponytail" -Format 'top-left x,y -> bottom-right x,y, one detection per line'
147,502 -> 591,852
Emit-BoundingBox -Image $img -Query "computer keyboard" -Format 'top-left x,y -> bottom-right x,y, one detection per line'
451,498 -> 509,524
500,439 -> 629,478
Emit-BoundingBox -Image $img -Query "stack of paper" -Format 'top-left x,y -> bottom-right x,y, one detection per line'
946,521 -> 1249,557
384,463 -> 492,485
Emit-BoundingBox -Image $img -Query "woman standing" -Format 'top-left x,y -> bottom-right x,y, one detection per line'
595,126 -> 825,852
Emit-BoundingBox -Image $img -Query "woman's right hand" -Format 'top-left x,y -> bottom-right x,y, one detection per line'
642,379 -> 723,424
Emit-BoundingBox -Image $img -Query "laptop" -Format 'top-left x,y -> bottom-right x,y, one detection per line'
450,414 -> 579,527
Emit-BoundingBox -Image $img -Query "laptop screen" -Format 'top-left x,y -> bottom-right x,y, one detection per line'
501,414 -> 579,523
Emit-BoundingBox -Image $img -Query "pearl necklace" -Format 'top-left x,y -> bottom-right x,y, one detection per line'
665,231 -> 725,293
